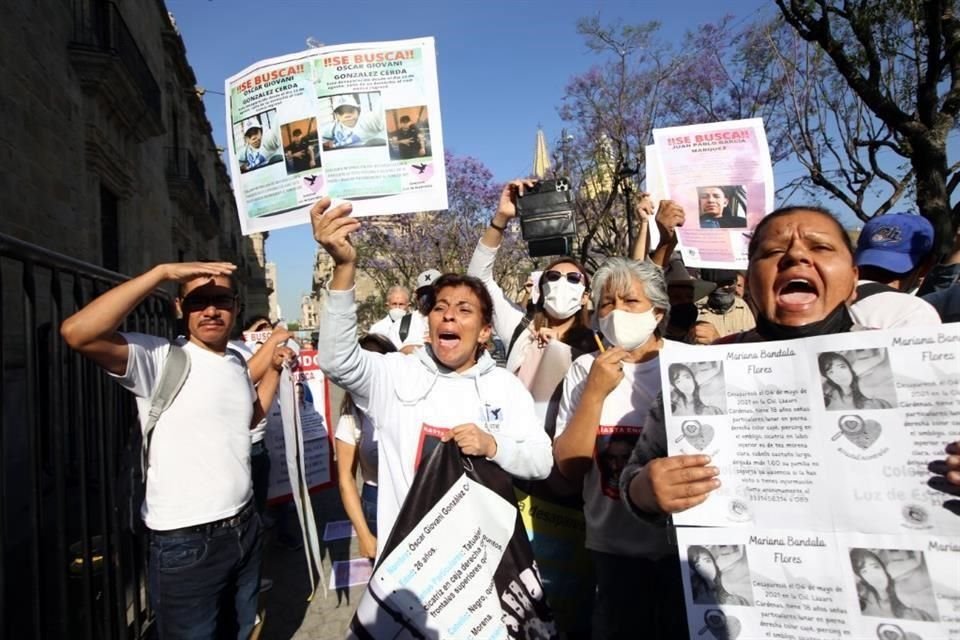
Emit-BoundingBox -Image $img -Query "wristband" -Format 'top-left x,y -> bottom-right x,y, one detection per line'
489,219 -> 507,232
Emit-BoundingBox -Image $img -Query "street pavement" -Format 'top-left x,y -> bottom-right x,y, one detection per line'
258,483 -> 370,640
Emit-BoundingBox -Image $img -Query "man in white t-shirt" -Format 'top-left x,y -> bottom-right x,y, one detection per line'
368,285 -> 412,347
849,212 -> 941,329
384,269 -> 438,353
60,262 -> 293,640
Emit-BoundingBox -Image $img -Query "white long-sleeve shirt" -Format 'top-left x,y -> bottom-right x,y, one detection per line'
317,287 -> 552,555
467,241 -> 536,373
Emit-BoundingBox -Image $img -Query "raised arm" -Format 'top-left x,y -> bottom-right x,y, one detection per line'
250,344 -> 295,428
60,262 -> 236,375
467,179 -> 536,340
312,198 -> 389,409
630,193 -> 655,261
648,200 -> 684,269
246,328 -> 292,384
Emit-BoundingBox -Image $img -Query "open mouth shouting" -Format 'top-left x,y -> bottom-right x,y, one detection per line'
775,276 -> 819,310
436,329 -> 461,351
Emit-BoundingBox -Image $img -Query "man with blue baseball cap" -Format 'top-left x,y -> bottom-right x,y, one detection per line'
848,212 -> 941,328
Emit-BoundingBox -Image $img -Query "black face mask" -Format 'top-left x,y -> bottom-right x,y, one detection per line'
707,289 -> 736,312
670,303 -> 699,331
756,304 -> 853,341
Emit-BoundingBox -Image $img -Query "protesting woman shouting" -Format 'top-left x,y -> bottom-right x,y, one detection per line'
311,197 -> 552,555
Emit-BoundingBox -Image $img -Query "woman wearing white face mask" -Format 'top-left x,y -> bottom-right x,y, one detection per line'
467,180 -> 596,385
468,179 -> 598,636
553,257 -> 685,640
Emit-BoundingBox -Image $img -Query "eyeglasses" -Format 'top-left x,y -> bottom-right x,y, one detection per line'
543,270 -> 585,285
182,294 -> 237,311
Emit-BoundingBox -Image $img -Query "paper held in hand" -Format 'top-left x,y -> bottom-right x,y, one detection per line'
225,37 -> 448,234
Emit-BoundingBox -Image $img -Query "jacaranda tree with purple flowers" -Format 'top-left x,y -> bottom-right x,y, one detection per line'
350,151 -> 535,324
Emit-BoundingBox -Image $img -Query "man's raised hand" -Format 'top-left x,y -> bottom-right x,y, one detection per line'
311,197 -> 359,265
163,262 -> 237,284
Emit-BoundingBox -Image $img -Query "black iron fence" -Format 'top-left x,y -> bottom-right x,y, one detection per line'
0,232 -> 173,639
70,0 -> 162,121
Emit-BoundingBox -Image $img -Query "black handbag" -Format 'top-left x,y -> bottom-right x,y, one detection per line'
516,178 -> 576,257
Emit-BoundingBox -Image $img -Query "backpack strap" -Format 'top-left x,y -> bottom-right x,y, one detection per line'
506,314 -> 534,362
142,344 -> 190,477
398,313 -> 413,342
856,281 -> 899,300
227,346 -> 250,371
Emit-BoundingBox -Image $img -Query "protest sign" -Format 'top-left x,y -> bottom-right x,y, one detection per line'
265,348 -> 334,503
348,441 -> 557,639
225,37 -> 447,234
661,326 -> 960,638
278,365 -> 327,599
651,118 -> 774,269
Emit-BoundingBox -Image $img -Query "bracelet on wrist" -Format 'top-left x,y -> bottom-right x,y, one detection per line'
489,219 -> 507,232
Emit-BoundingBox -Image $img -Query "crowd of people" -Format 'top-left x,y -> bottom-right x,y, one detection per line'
59,179 -> 960,639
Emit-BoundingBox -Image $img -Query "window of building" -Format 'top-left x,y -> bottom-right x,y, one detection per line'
100,184 -> 119,271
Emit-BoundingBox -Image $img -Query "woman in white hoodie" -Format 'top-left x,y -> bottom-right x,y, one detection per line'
311,197 -> 553,555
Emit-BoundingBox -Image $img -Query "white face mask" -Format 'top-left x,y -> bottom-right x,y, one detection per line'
541,280 -> 585,320
598,308 -> 659,350
388,307 -> 407,322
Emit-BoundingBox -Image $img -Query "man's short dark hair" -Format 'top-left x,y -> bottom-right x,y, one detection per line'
292,128 -> 302,137
400,115 -> 412,124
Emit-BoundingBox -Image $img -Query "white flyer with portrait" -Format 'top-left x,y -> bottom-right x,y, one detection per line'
651,118 -> 774,269
661,326 -> 960,639
225,37 -> 447,234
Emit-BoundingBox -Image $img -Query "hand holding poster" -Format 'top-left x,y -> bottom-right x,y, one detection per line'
226,38 -> 447,234
650,118 -> 774,269
657,326 -> 960,639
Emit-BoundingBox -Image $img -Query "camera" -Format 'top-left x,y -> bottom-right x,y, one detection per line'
516,178 -> 577,258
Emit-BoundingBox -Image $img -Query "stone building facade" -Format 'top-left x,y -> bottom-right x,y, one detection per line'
1,0 -> 269,312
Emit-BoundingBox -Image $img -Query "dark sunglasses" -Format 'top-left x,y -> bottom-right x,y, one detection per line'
182,294 -> 237,311
543,270 -> 585,285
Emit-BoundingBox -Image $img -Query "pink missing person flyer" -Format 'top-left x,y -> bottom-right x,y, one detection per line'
651,118 -> 775,269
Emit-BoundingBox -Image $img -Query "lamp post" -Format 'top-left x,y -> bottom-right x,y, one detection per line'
618,155 -> 640,248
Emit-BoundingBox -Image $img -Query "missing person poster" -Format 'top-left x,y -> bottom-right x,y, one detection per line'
660,326 -> 960,639
264,348 -> 334,503
651,118 -> 774,269
349,441 -> 557,639
225,37 -> 447,234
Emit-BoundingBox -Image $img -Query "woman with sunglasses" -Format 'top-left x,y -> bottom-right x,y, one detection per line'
468,179 -> 597,637
468,180 -> 595,383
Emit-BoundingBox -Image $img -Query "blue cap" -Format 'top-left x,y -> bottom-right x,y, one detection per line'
855,213 -> 934,274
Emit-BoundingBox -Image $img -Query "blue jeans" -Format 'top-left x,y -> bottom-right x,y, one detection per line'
361,483 -> 378,536
148,503 -> 262,640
